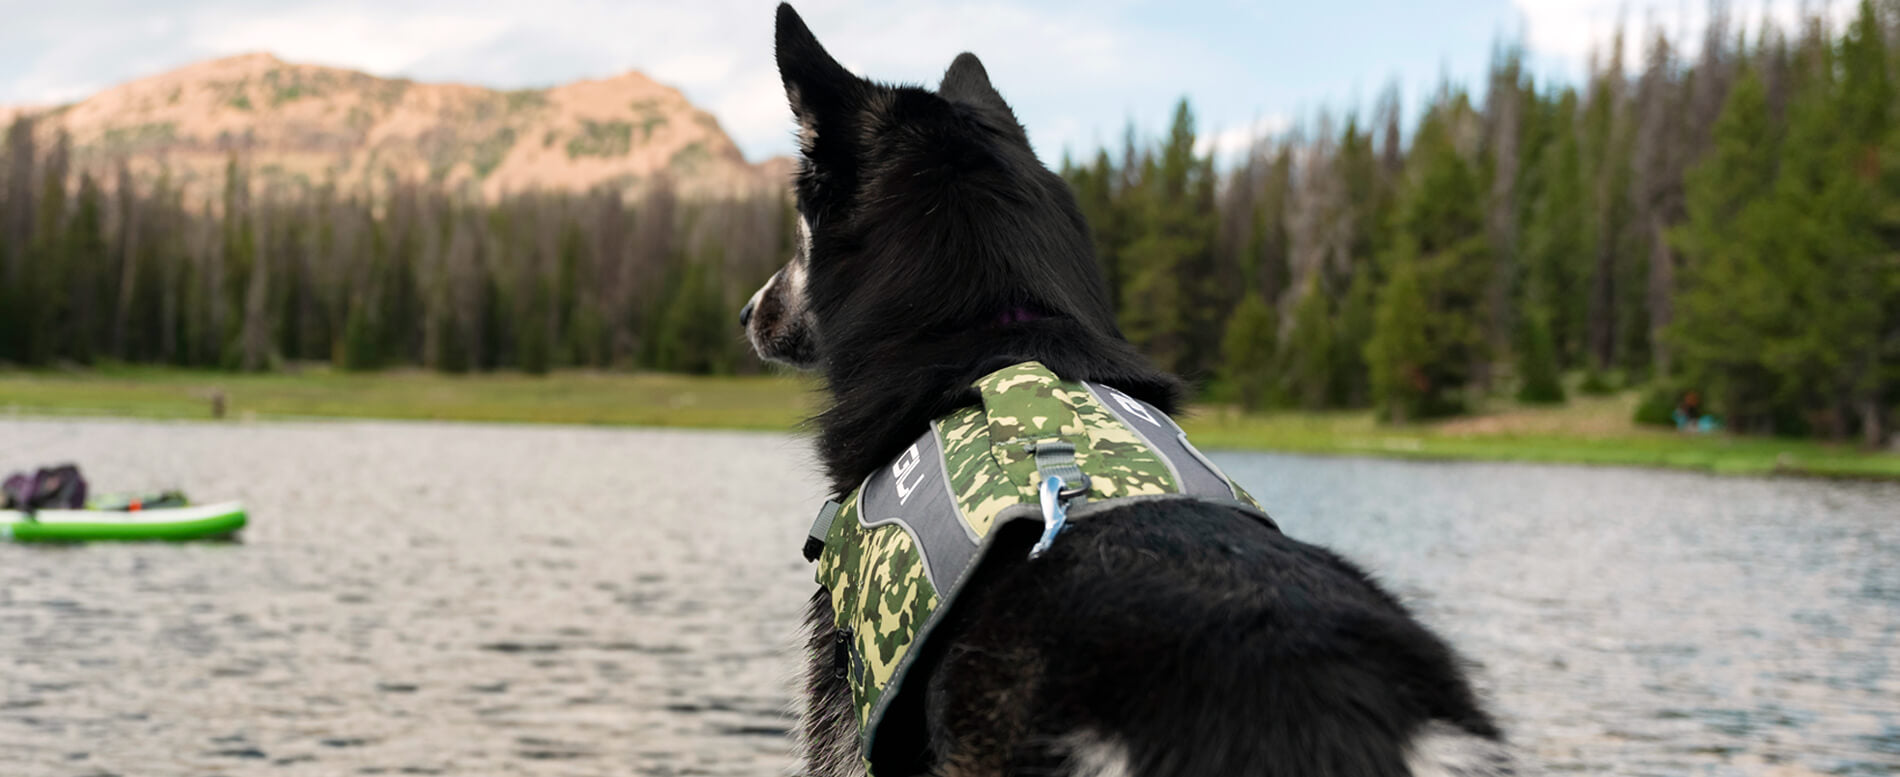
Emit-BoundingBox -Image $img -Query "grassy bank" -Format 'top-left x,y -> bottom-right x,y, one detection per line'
3,368 -> 1896,480
1178,394 -> 1900,480
0,367 -> 819,430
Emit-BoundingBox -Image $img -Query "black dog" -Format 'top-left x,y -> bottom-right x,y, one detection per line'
743,6 -> 1517,776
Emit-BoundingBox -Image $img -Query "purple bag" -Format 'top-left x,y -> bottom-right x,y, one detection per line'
1,472 -> 30,509
2,464 -> 87,511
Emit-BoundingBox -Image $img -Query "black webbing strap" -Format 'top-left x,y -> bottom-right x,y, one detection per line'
805,499 -> 843,562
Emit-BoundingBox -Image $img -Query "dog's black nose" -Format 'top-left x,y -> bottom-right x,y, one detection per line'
739,298 -> 756,327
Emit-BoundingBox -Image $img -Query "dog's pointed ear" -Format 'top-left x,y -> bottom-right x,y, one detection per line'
940,52 -> 1010,113
776,4 -> 859,149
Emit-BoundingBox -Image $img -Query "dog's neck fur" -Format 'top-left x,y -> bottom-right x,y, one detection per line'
813,319 -> 1180,500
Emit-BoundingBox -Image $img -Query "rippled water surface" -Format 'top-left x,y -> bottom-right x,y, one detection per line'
2,418 -> 1895,776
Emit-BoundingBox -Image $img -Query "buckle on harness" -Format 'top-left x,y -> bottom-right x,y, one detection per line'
1030,475 -> 1073,559
1026,441 -> 1087,559
805,500 -> 843,562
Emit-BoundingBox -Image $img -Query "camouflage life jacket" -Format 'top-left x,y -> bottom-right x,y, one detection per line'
804,361 -> 1274,773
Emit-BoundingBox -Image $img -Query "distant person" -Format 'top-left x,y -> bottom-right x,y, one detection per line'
1673,390 -> 1702,431
1673,391 -> 1721,433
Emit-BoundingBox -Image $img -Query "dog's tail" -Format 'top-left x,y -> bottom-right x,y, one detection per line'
930,499 -> 1517,777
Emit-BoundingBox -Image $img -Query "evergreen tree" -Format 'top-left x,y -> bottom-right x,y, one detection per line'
220,156 -> 259,369
1837,0 -> 1896,445
1515,305 -> 1566,403
1366,259 -> 1433,422
1669,66 -> 1788,432
339,295 -> 383,371
0,119 -> 28,363
1252,145 -> 1294,304
1632,30 -> 1686,375
18,132 -> 71,366
1738,0 -> 1892,440
1366,104 -> 1492,421
1329,117 -> 1390,404
1065,150 -> 1122,308
1579,51 -> 1638,372
1522,89 -> 1591,367
517,272 -> 555,376
1482,44 -> 1527,386
1219,292 -> 1278,411
62,173 -> 108,364
1281,279 -> 1336,409
650,256 -> 735,375
1121,99 -> 1216,378
1333,268 -> 1378,406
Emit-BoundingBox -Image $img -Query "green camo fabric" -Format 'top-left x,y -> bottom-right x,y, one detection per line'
812,361 -> 1260,767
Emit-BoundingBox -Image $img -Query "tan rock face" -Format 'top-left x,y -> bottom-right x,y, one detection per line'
9,52 -> 790,202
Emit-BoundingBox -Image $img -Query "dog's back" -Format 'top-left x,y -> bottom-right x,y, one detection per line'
753,6 -> 1518,775
926,500 -> 1512,776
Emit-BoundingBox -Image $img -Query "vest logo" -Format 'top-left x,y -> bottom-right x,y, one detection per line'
892,443 -> 924,504
1107,389 -> 1160,427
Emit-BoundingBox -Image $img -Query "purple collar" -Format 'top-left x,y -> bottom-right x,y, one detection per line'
997,306 -> 1044,325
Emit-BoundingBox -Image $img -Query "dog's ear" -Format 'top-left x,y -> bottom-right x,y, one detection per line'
940,52 -> 1009,113
940,52 -> 1029,145
776,3 -> 861,151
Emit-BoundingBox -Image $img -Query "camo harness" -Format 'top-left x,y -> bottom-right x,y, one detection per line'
803,361 -> 1275,773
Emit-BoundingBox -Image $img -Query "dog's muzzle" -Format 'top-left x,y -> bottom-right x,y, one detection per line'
739,298 -> 757,327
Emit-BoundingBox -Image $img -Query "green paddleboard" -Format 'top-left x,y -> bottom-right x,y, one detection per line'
1,501 -> 247,542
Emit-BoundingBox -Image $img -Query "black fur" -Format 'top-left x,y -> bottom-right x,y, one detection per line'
924,503 -> 1503,776
773,4 -> 1179,497
762,6 -> 1513,775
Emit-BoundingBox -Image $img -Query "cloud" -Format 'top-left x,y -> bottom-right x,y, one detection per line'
1512,0 -> 1860,73
1196,114 -> 1291,162
0,1 -> 195,105
189,7 -> 515,76
1511,0 -> 1635,63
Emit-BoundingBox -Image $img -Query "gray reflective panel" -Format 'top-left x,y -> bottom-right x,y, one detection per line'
1083,382 -> 1238,500
856,426 -> 977,594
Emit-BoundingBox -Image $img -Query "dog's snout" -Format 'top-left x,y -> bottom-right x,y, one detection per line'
739,298 -> 757,327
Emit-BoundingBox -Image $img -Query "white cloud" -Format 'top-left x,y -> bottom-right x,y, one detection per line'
650,51 -> 743,90
1196,114 -> 1291,162
1512,0 -> 1860,73
1511,0 -> 1633,63
709,70 -> 797,159
188,9 -> 515,76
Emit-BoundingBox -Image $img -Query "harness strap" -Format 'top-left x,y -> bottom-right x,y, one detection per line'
806,500 -> 843,562
1028,441 -> 1086,498
1083,382 -> 1249,502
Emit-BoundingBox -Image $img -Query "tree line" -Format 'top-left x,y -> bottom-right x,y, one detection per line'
3,2 -> 1897,446
0,123 -> 790,375
1066,0 -> 1899,446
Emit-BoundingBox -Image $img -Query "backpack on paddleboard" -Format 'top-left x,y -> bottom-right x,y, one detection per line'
2,464 -> 89,512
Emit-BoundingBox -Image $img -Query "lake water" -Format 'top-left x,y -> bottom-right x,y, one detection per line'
1,418 -> 1895,776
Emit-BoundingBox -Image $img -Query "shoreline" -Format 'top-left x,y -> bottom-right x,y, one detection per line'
3,368 -> 1895,481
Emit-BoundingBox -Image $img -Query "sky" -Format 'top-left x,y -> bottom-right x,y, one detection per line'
0,0 -> 1860,164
